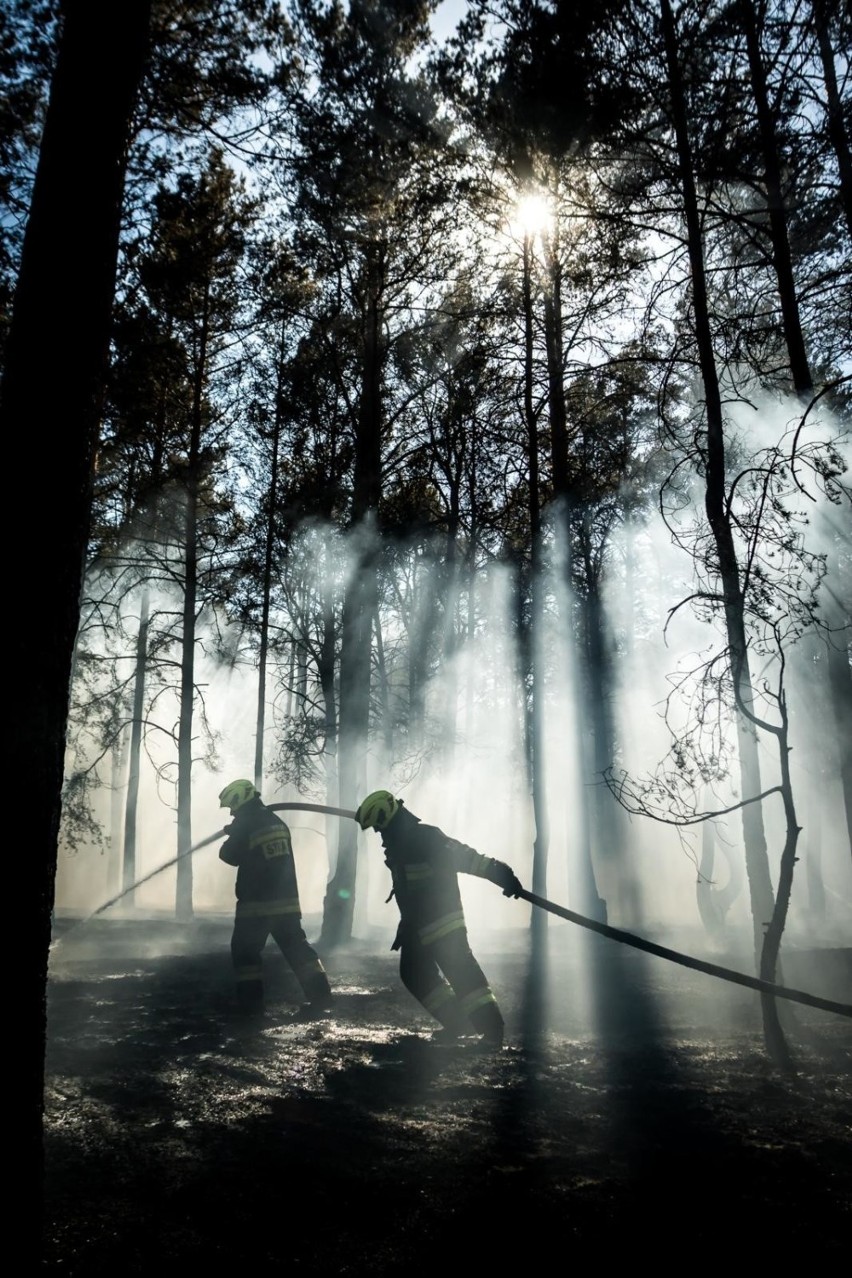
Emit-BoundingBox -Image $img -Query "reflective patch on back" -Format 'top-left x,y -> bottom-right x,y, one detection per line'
250,828 -> 291,860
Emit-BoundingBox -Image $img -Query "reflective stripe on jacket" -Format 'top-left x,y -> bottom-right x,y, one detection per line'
380,808 -> 500,945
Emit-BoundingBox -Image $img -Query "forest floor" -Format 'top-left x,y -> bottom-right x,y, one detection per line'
40,913 -> 851,1274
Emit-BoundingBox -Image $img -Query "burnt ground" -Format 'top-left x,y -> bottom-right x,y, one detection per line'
41,915 -> 851,1273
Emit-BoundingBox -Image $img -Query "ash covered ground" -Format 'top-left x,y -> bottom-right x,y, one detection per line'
40,914 -> 851,1273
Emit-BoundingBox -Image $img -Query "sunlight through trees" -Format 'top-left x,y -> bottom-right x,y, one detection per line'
5,1 -> 849,1091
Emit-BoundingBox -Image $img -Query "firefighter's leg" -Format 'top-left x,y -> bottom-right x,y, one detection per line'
432,928 -> 505,1046
230,909 -> 269,1014
398,940 -> 468,1035
270,916 -> 333,1007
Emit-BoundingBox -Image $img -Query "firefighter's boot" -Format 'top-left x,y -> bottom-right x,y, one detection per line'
423,984 -> 468,1041
236,980 -> 265,1018
301,967 -> 334,1014
469,1001 -> 505,1049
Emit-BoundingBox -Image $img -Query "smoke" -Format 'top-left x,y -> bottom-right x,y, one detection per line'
600,387 -> 852,945
56,391 -> 850,966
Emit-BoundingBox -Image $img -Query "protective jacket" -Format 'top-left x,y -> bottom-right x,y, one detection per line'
219,796 -> 331,1014
380,806 -> 517,951
219,797 -> 301,918
376,805 -> 518,1044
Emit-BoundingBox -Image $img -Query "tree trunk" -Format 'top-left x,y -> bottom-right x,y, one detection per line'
408,548 -> 437,751
661,0 -> 784,1060
0,0 -> 152,1245
438,474 -> 462,763
122,585 -> 150,904
373,605 -> 394,758
254,327 -> 285,790
320,571 -> 340,883
108,724 -> 129,903
614,523 -> 645,926
812,0 -> 852,241
285,639 -> 296,720
582,529 -> 622,920
696,799 -> 724,940
322,240 -> 384,947
326,562 -> 375,945
805,777 -> 826,921
176,295 -> 210,921
818,518 -> 852,861
695,783 -> 744,939
757,693 -> 799,1073
522,232 -> 549,947
542,226 -> 570,498
825,615 -> 852,863
740,0 -> 813,398
541,230 -> 606,922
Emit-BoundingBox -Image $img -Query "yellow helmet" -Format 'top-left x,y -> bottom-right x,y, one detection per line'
355,789 -> 400,831
218,779 -> 259,813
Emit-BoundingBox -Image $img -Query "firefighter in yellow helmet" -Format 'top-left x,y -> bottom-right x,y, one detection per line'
355,790 -> 523,1048
217,779 -> 333,1018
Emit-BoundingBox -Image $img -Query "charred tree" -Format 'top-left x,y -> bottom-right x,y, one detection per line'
0,0 -> 153,1247
660,0 -> 786,1065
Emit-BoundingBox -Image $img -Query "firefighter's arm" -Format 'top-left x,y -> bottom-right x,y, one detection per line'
218,824 -> 242,866
483,858 -> 524,897
447,838 -> 524,897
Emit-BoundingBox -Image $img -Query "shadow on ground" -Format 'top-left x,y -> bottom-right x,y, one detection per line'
41,916 -> 852,1273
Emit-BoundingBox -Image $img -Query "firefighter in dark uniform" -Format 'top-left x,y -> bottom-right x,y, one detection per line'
355,790 -> 524,1048
218,779 -> 333,1017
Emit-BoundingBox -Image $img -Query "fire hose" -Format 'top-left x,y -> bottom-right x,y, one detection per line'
51,802 -> 359,939
270,803 -> 357,820
52,802 -> 852,1018
517,890 -> 852,1019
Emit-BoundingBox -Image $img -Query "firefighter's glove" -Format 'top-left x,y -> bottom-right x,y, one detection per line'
491,860 -> 524,898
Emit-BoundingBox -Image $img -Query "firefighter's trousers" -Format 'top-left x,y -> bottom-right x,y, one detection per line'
398,924 -> 504,1040
230,904 -> 331,1013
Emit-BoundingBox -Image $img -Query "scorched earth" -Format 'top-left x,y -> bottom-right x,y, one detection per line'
40,914 -> 851,1273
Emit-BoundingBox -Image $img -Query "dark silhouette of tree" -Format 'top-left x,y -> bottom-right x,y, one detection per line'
811,0 -> 852,240
659,0 -> 784,1062
0,0 -> 57,355
736,0 -> 814,399
0,0 -> 154,1241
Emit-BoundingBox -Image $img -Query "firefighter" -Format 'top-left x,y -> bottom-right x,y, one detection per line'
355,789 -> 524,1048
218,779 -> 333,1018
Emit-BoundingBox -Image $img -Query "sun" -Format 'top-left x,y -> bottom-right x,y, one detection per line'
511,191 -> 554,240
